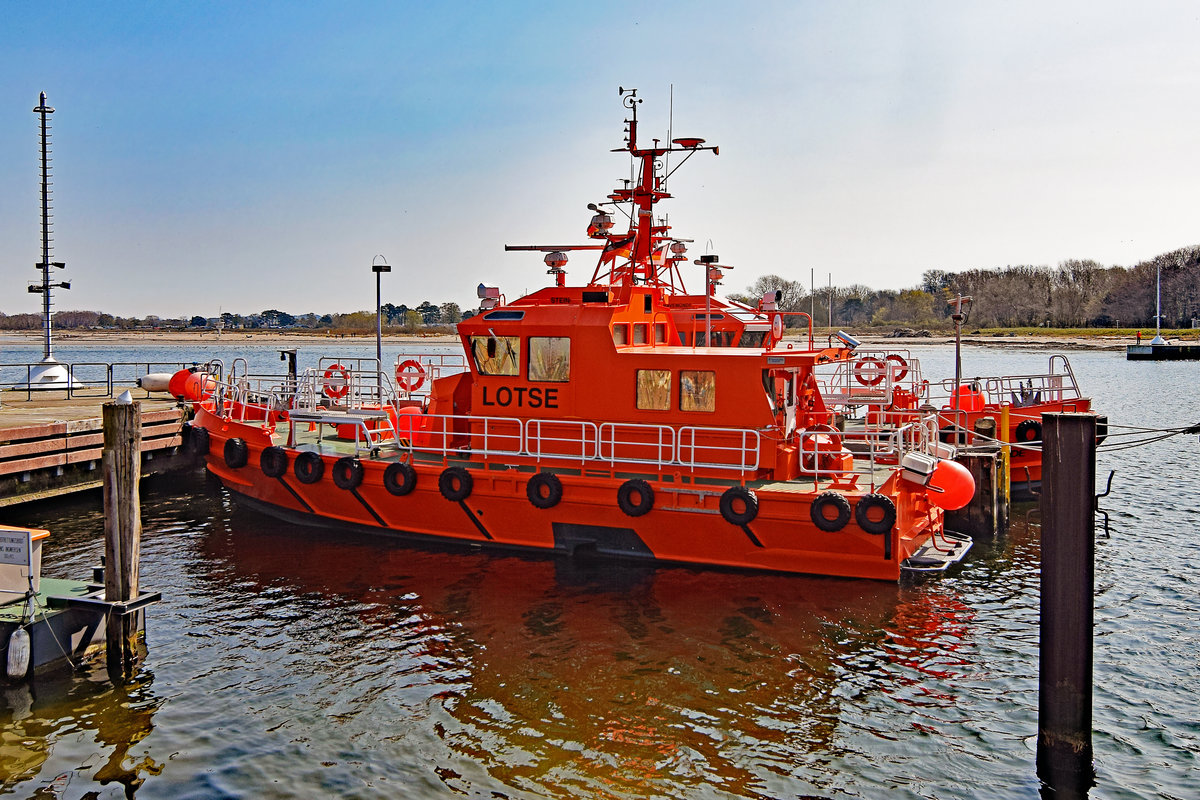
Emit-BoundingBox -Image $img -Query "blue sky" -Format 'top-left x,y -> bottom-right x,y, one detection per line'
3,1 -> 1200,318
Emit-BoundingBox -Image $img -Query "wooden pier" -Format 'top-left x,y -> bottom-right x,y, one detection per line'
0,390 -> 193,507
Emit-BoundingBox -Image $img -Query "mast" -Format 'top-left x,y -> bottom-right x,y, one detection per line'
29,91 -> 70,362
1150,262 -> 1166,345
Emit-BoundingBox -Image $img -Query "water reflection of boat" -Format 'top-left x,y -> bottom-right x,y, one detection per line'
195,506 -> 978,797
190,89 -> 973,581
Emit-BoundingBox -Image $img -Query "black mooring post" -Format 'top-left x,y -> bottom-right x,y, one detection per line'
1037,412 -> 1096,796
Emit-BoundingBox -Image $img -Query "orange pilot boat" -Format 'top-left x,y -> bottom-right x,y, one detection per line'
189,89 -> 973,581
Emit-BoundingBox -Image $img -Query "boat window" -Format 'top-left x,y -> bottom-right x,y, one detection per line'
528,337 -> 570,382
633,323 -> 648,345
613,324 -> 629,345
484,310 -> 525,321
695,331 -> 734,347
654,323 -> 668,344
738,330 -> 768,347
636,369 -> 671,410
471,335 -> 520,376
680,370 -> 716,412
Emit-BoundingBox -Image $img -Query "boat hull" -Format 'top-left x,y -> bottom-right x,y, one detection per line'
196,414 -> 963,582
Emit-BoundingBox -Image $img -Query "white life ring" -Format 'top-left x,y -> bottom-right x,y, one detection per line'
322,364 -> 351,399
395,359 -> 427,392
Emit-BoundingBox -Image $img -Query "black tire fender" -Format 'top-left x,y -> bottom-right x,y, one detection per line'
439,466 -> 473,502
855,493 -> 897,535
294,451 -> 325,485
383,462 -> 417,496
616,479 -> 654,517
260,446 -> 289,478
719,486 -> 758,525
810,491 -> 852,532
189,424 -> 210,456
1015,419 -> 1043,443
332,457 -> 364,490
526,472 -> 563,509
223,437 -> 249,469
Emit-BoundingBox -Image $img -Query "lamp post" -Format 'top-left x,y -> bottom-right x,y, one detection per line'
372,255 -> 391,368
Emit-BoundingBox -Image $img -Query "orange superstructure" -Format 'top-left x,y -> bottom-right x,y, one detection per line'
190,89 -> 973,580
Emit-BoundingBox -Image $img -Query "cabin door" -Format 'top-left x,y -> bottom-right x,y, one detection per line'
770,370 -> 797,436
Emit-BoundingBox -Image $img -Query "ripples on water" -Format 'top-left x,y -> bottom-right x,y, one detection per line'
0,344 -> 1197,799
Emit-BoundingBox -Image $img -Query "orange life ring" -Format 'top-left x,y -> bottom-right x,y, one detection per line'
322,364 -> 350,399
395,359 -> 426,392
854,357 -> 886,387
885,354 -> 908,382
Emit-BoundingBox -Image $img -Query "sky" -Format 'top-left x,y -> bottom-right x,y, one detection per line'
2,1 -> 1199,319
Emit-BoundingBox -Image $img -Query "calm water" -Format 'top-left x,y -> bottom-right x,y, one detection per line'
0,341 -> 1197,799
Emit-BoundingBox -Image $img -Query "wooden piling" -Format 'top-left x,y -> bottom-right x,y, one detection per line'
102,399 -> 143,680
945,443 -> 1002,537
1036,412 -> 1096,794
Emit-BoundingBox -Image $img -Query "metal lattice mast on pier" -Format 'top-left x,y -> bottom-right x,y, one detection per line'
29,91 -> 70,362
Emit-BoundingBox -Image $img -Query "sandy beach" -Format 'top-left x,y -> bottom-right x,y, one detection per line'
0,328 -> 1150,351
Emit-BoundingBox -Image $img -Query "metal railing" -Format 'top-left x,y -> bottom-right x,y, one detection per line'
0,360 -> 223,400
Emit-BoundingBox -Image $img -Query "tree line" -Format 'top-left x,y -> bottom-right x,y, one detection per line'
2,245 -> 1197,332
0,301 -> 465,332
729,245 -> 1200,330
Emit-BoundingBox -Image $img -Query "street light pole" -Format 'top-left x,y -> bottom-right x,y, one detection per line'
372,255 -> 391,371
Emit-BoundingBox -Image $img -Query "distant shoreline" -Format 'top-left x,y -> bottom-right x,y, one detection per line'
0,328 -> 1158,351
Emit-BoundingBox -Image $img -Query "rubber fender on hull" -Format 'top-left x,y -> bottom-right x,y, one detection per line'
527,472 -> 563,509
810,491 -> 852,532
260,446 -> 289,478
1015,419 -> 1043,443
439,467 -> 473,502
188,425 -> 210,456
718,486 -> 758,525
617,479 -> 654,517
855,493 -> 897,535
224,438 -> 249,469
294,451 -> 324,484
332,457 -> 365,490
383,462 -> 417,496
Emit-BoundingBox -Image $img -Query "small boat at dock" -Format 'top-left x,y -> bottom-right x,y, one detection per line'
189,90 -> 973,581
827,350 -> 1101,500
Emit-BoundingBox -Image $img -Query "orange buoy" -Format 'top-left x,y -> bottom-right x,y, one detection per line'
182,372 -> 215,402
927,459 -> 975,510
168,369 -> 192,399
